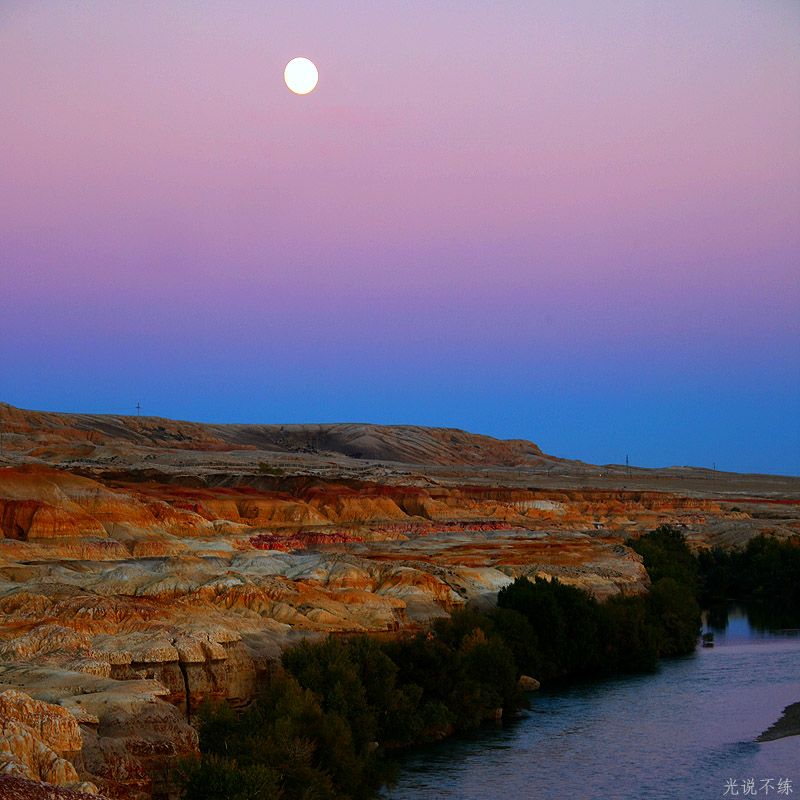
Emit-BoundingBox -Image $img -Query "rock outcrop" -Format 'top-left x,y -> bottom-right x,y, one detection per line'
0,690 -> 96,794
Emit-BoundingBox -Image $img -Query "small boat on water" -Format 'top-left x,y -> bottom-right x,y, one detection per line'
702,632 -> 715,647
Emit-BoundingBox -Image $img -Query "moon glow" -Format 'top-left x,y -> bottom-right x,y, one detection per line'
284,57 -> 318,94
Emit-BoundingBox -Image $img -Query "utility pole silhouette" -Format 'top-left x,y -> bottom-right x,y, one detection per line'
136,403 -> 141,417
626,454 -> 630,476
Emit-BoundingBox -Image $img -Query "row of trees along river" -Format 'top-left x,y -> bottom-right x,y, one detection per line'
175,527 -> 800,800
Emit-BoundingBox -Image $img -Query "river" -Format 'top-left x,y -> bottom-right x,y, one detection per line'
383,608 -> 799,800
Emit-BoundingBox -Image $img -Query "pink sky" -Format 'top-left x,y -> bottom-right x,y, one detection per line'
1,1 -> 798,472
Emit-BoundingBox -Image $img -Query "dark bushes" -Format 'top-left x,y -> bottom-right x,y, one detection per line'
496,526 -> 702,678
180,672 -> 390,800
697,534 -> 800,627
179,624 -> 525,800
629,525 -> 699,587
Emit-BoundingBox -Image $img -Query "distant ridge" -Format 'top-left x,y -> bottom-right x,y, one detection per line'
0,402 -> 553,467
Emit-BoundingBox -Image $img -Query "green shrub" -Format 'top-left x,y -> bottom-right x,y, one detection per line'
630,526 -> 698,589
190,675 -> 388,800
647,577 -> 701,656
496,576 -> 604,678
257,463 -> 285,476
176,754 -> 280,800
698,534 -> 800,622
598,595 -> 659,672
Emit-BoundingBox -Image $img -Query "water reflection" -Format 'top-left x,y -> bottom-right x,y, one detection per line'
703,604 -> 800,641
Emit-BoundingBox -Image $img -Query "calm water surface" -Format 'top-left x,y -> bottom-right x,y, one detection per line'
384,610 -> 799,800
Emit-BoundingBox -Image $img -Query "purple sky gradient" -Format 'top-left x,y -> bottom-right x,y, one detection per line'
1,1 -> 798,473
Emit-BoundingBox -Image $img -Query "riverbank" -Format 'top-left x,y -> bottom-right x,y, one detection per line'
757,700 -> 800,742
385,611 -> 800,800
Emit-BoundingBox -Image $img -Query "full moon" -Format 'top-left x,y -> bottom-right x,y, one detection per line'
284,57 -> 318,94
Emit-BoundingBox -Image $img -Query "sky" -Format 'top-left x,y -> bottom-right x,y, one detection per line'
1,0 -> 798,474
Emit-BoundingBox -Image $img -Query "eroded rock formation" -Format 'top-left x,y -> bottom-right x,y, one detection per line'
0,403 -> 797,798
